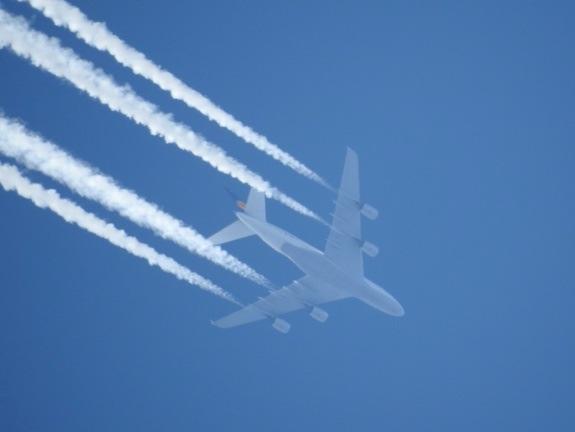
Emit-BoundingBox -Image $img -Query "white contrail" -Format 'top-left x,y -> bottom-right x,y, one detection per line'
0,163 -> 239,304
0,9 -> 321,221
0,114 -> 270,287
19,0 -> 328,187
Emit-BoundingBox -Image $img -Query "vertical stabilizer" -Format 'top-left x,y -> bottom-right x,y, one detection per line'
244,189 -> 266,220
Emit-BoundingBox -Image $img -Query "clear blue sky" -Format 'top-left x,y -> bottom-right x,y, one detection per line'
1,1 -> 574,430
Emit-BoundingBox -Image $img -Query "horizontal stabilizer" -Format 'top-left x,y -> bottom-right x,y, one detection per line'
209,220 -> 253,245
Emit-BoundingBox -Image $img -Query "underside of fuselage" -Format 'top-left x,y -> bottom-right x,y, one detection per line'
237,212 -> 404,318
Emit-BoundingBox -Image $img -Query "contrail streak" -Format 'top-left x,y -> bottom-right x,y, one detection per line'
0,163 -> 239,304
0,114 -> 270,287
0,9 -> 321,221
19,0 -> 328,187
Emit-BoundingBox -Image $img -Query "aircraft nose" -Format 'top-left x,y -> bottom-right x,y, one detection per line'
377,287 -> 405,317
390,301 -> 405,317
361,283 -> 406,317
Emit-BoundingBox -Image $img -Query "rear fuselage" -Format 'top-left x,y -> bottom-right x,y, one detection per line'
236,212 -> 404,317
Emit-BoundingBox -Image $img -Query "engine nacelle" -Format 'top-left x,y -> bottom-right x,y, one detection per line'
272,318 -> 291,334
310,307 -> 329,323
361,241 -> 379,257
360,203 -> 379,220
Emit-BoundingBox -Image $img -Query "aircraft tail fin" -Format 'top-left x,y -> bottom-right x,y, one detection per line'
244,189 -> 266,220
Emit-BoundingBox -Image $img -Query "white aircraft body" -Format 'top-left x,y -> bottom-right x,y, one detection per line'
210,148 -> 404,333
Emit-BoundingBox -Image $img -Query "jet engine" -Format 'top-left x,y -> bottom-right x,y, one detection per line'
361,241 -> 379,257
360,203 -> 379,220
310,307 -> 329,322
272,318 -> 291,334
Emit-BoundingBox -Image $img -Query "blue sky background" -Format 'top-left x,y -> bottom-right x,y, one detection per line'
1,1 -> 574,430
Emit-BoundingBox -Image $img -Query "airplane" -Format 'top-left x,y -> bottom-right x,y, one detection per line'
209,148 -> 404,333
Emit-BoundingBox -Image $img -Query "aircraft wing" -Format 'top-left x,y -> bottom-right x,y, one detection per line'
324,148 -> 364,275
212,276 -> 347,329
